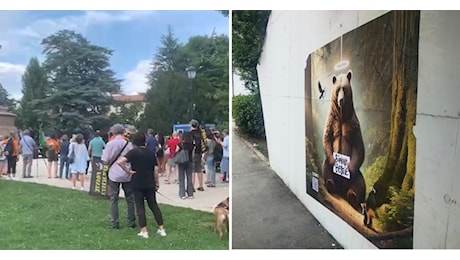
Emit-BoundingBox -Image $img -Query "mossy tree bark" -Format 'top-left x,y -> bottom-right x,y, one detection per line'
373,11 -> 419,206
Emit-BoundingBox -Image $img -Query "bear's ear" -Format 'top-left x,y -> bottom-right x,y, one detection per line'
332,75 -> 337,84
347,70 -> 352,81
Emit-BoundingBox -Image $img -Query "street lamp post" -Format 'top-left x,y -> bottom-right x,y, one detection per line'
187,67 -> 196,119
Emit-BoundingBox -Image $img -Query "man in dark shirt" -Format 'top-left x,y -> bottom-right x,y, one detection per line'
190,119 -> 205,192
145,129 -> 159,174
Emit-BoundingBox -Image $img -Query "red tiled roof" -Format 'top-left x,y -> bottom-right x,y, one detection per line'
112,93 -> 145,103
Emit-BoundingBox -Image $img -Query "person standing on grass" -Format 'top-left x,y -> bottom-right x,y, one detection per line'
68,134 -> 90,190
116,132 -> 166,238
102,124 -> 135,230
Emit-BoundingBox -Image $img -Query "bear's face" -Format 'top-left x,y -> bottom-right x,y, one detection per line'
331,70 -> 354,120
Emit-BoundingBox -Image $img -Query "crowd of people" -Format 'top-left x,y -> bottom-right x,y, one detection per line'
0,119 -> 230,239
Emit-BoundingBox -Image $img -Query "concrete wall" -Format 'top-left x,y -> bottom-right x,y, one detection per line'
257,10 -> 460,249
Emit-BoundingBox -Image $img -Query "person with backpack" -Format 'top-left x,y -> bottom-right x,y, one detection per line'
190,119 -> 206,192
3,131 -> 19,180
46,134 -> 60,179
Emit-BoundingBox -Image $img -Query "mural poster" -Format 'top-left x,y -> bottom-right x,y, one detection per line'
305,11 -> 419,248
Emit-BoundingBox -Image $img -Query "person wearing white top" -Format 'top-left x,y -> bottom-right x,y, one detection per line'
68,134 -> 90,190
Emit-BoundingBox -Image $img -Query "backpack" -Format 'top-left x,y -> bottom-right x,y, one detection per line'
191,129 -> 203,153
213,141 -> 223,162
4,138 -> 13,156
47,142 -> 55,155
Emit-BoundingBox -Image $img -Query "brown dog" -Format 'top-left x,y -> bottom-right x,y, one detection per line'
213,197 -> 229,240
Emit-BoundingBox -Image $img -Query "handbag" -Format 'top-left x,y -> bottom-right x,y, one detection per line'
68,143 -> 75,164
174,148 -> 189,164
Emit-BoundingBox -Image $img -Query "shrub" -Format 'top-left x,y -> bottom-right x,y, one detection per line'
232,93 -> 265,137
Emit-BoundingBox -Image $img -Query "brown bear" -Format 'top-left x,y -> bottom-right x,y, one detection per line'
321,70 -> 366,212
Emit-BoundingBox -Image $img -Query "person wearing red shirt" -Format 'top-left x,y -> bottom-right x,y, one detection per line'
164,131 -> 180,184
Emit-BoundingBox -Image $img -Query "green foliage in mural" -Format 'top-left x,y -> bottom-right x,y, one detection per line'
363,155 -> 387,196
380,186 -> 414,231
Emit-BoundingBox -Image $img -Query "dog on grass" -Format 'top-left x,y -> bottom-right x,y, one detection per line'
213,197 -> 229,240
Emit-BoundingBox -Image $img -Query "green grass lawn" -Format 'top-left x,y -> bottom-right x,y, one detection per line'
0,179 -> 229,250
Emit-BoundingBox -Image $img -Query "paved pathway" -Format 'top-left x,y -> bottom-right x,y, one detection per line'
1,157 -> 228,213
231,123 -> 342,249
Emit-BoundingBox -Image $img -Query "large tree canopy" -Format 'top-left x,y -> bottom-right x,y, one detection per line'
35,30 -> 121,135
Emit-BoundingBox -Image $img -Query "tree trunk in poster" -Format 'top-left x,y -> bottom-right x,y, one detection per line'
373,11 -> 419,207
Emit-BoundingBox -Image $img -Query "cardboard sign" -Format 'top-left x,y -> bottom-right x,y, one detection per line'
89,162 -> 110,199
333,152 -> 350,179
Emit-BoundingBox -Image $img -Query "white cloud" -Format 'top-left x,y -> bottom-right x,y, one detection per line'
122,59 -> 151,94
13,11 -> 156,40
0,10 -> 156,99
0,62 -> 26,100
0,10 -> 156,59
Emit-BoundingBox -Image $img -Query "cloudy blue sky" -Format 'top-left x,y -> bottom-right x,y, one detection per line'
0,10 -> 229,100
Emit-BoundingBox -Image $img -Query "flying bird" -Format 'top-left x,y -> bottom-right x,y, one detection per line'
318,81 -> 325,99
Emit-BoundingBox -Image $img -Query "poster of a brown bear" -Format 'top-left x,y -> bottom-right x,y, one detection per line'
305,11 -> 419,249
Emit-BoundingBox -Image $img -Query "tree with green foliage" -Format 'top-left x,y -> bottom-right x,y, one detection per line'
17,57 -> 50,130
141,26 -> 229,134
109,102 -> 144,127
141,26 -> 189,134
232,10 -> 271,92
34,30 -> 121,135
231,11 -> 270,138
0,83 -> 15,110
183,32 -> 229,130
